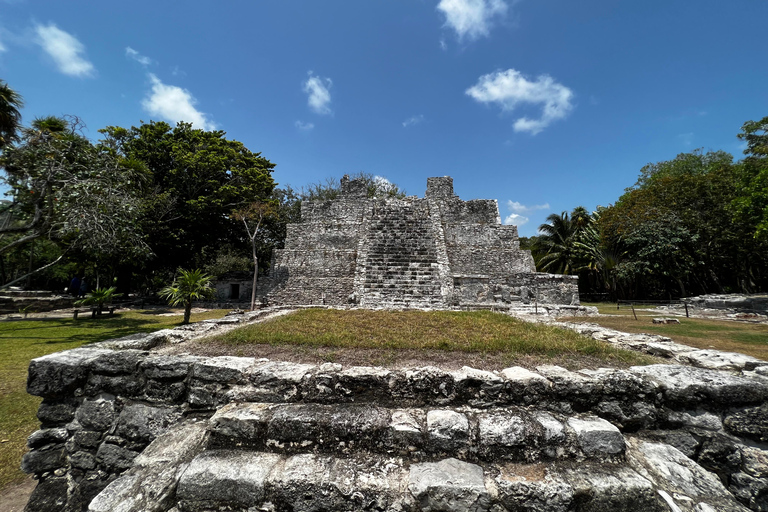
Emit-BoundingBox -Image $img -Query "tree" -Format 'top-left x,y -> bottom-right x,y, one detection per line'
0,117 -> 146,288
232,202 -> 275,310
159,269 -> 215,324
534,210 -> 578,275
99,121 -> 276,278
0,81 -> 23,149
734,116 -> 768,242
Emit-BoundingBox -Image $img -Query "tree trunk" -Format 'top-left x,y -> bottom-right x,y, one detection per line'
183,302 -> 191,325
250,258 -> 259,311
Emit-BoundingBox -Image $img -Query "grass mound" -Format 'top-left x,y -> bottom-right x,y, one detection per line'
212,309 -> 652,364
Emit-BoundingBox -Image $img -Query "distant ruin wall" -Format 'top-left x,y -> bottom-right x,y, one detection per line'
263,176 -> 578,308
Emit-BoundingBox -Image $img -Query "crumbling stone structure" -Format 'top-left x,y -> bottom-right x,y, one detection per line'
20,310 -> 768,512
264,176 -> 578,308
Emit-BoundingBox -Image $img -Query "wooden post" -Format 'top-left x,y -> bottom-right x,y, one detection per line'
630,303 -> 637,321
684,303 -> 689,318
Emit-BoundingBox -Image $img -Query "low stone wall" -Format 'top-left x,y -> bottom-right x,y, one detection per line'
20,308 -> 768,512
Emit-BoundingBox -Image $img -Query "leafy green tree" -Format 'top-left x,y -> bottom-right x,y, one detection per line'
0,117 -> 146,288
159,269 -> 215,324
599,147 -> 768,297
734,116 -> 768,242
0,81 -> 23,149
99,121 -> 276,278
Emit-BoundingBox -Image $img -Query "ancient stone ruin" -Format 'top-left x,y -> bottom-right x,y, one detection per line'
263,176 -> 578,308
20,309 -> 768,512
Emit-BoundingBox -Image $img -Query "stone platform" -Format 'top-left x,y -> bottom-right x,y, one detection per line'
19,307 -> 768,512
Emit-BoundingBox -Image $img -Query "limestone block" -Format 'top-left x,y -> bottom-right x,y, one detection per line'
95,442 -> 139,471
724,403 -> 768,442
408,458 -> 491,512
452,366 -> 505,404
562,464 -> 660,512
24,476 -> 68,512
76,396 -> 116,431
27,427 -> 68,449
177,450 -> 281,507
114,403 -> 183,443
536,365 -> 601,406
21,445 -> 66,474
631,364 -> 768,406
27,347 -> 112,397
140,354 -> 204,380
191,356 -> 257,383
395,366 -> 456,404
626,438 -> 751,511
389,409 -> 425,448
680,350 -> 764,371
477,411 -> 543,461
89,350 -> 147,375
566,416 -> 625,458
427,409 -> 469,451
334,365 -> 393,402
37,398 -> 77,425
210,402 -> 273,443
667,410 -> 723,431
500,366 -> 550,402
84,373 -> 145,397
495,466 -> 573,512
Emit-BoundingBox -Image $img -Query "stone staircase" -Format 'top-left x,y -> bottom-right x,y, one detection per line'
80,362 -> 759,512
359,202 -> 445,308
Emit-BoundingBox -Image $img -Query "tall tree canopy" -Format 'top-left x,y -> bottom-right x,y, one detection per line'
597,148 -> 768,297
0,116 -> 145,287
99,121 -> 276,280
0,80 -> 23,149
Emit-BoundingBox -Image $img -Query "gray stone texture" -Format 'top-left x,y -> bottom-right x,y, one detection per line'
263,176 -> 579,308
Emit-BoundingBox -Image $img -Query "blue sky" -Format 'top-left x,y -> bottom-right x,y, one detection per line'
1,0 -> 765,236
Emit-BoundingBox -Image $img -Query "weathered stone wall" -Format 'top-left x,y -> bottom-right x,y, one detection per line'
264,176 -> 577,308
20,310 -> 768,512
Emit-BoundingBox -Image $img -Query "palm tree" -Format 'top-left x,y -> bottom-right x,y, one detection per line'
159,269 -> 215,324
74,286 -> 123,316
0,81 -> 23,149
535,212 -> 577,275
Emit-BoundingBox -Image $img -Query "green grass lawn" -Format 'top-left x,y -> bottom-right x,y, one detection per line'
0,309 -> 227,493
211,308 -> 655,364
569,303 -> 768,359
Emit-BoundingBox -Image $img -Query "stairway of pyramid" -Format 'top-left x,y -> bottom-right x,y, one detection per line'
358,201 -> 445,308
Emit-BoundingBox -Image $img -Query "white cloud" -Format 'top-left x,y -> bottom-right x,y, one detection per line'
402,114 -> 425,128
125,47 -> 152,66
141,73 -> 216,130
466,68 -> 574,135
504,213 -> 529,226
507,200 -> 549,214
0,37 -> 6,53
295,120 -> 314,131
303,72 -> 333,115
437,0 -> 508,41
34,23 -> 94,77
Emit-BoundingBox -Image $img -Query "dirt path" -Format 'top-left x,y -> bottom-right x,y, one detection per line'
0,477 -> 34,512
